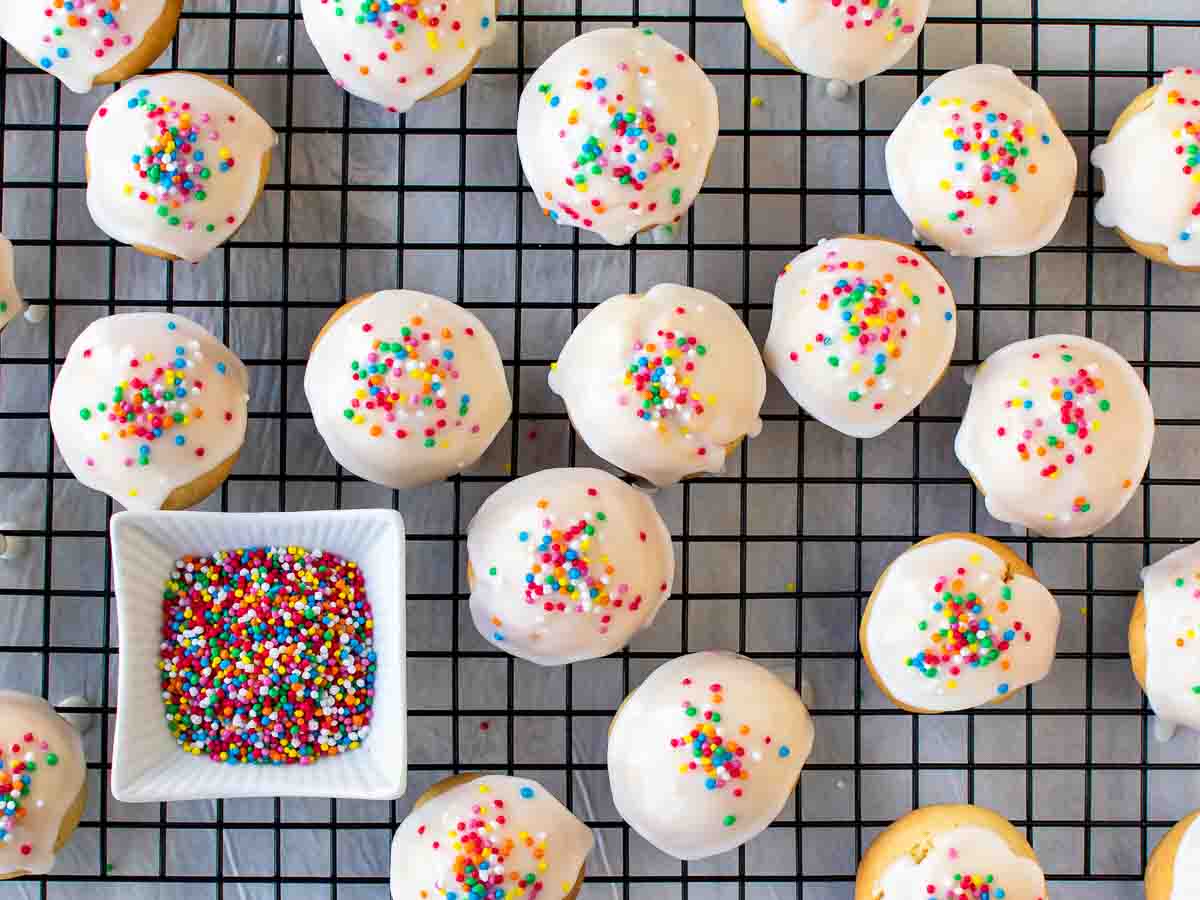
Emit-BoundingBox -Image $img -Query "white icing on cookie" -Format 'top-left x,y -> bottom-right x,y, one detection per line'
747,0 -> 929,84
865,537 -> 1060,712
1172,815 -> 1200,899
467,467 -> 674,666
548,284 -> 765,487
1140,543 -> 1200,737
516,28 -> 719,245
85,72 -> 277,262
48,313 -> 250,511
0,691 -> 86,877
607,651 -> 814,861
0,235 -> 25,334
300,0 -> 497,114
954,335 -> 1153,538
305,290 -> 511,489
389,775 -> 594,900
0,0 -> 170,94
885,64 -> 1077,257
873,824 -> 1047,899
1092,68 -> 1200,268
763,236 -> 956,439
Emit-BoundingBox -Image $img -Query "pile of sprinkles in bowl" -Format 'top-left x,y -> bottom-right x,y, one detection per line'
158,546 -> 376,765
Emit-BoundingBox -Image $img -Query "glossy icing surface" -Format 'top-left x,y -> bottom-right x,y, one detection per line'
607,651 -> 814,860
874,825 -> 1046,899
0,235 -> 25,333
1173,815 -> 1200,900
48,313 -> 250,511
954,334 -> 1154,537
467,467 -> 674,666
866,538 -> 1060,711
305,290 -> 511,489
548,284 -> 766,487
0,0 -> 169,93
517,28 -> 719,245
389,775 -> 594,900
764,237 -> 956,438
0,691 -> 86,877
86,72 -> 277,262
747,0 -> 929,83
300,0 -> 497,114
886,64 -> 1077,257
1093,68 -> 1200,267
1141,542 -> 1200,736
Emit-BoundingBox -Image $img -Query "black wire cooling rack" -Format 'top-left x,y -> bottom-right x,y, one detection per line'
1,2 -> 1198,899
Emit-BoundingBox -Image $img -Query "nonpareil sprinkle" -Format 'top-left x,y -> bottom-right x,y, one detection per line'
158,546 -> 376,765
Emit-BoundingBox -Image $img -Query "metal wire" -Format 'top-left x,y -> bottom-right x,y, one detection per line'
0,4 -> 1193,898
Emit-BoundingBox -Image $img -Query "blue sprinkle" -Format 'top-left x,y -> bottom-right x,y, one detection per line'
481,16 -> 490,27
40,57 -> 53,69
997,683 -> 1010,694
519,786 -> 535,799
920,96 -> 931,105
216,362 -> 227,374
944,311 -> 953,321
779,745 -> 791,758
167,321 -> 177,330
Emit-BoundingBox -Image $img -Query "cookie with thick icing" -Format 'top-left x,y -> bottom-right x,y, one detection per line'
886,64 -> 1077,258
607,651 -> 814,861
467,467 -> 674,666
1146,810 -> 1200,900
389,773 -> 593,900
0,0 -> 182,94
856,805 -> 1047,900
0,235 -> 25,334
548,284 -> 766,487
743,0 -> 929,84
305,290 -> 511,489
516,28 -> 719,245
85,71 -> 277,262
300,0 -> 498,114
48,312 -> 250,511
861,533 -> 1060,714
764,235 -> 956,439
954,334 -> 1154,538
0,691 -> 87,879
1092,68 -> 1200,271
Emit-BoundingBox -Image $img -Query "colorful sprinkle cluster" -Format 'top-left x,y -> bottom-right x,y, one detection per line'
158,546 -> 376,765
670,677 -> 791,829
925,850 -> 1026,900
106,89 -> 241,234
781,246 -> 949,409
916,91 -> 1050,239
343,315 -> 479,449
0,731 -> 62,859
828,0 -> 917,43
1168,567 -> 1200,696
1165,69 -> 1200,245
904,552 -> 1033,698
621,315 -> 712,457
35,0 -> 138,75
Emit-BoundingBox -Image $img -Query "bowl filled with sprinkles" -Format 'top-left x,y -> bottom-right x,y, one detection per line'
109,509 -> 406,802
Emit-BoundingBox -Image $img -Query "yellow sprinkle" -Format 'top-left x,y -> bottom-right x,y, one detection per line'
751,96 -> 764,107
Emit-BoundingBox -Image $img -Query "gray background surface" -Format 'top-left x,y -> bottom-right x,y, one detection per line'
0,1 -> 1195,898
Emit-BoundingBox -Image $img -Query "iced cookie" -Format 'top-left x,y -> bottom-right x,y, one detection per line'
954,334 -> 1154,538
549,284 -> 766,487
0,235 -> 25,333
1146,810 -> 1200,899
305,290 -> 511,489
763,235 -> 956,438
48,312 -> 250,511
607,651 -> 814,860
467,467 -> 674,665
886,64 -> 1077,257
861,533 -> 1061,714
517,28 -> 719,244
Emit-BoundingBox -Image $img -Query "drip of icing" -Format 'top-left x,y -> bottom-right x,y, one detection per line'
874,825 -> 1046,899
1141,542 -> 1200,737
0,235 -> 25,333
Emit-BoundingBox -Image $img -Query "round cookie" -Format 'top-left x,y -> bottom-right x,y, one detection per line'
1146,810 -> 1200,899
516,28 -> 720,245
466,467 -> 674,666
389,773 -> 593,900
743,0 -> 929,85
1092,68 -> 1200,271
85,71 -> 278,262
763,235 -> 956,439
0,0 -> 183,94
607,651 -> 815,861
856,804 -> 1047,900
954,334 -> 1154,538
0,235 -> 26,334
300,0 -> 498,115
304,290 -> 511,489
885,64 -> 1077,258
0,691 -> 87,879
861,533 -> 1061,714
48,312 -> 250,511
548,284 -> 766,487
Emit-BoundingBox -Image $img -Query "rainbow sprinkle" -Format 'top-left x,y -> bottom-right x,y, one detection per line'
1165,68 -> 1200,245
34,0 -> 138,75
1167,568 -> 1200,695
158,546 -> 375,765
827,0 -> 917,43
925,863 -> 1024,900
0,731 -> 62,860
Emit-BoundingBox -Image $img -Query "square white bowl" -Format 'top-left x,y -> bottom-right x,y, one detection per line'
110,509 -> 406,803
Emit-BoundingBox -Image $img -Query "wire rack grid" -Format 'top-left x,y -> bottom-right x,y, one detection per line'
1,1 -> 1198,899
